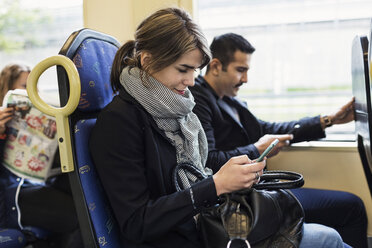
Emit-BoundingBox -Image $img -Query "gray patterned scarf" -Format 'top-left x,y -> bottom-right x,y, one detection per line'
120,67 -> 212,183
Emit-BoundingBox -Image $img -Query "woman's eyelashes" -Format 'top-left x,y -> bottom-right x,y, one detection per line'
177,67 -> 197,74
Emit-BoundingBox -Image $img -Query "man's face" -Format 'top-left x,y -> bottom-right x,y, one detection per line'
218,50 -> 251,97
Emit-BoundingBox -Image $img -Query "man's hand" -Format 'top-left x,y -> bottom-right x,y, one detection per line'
328,97 -> 355,125
253,134 -> 293,158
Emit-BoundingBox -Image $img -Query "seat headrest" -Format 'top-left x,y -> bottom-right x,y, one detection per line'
72,38 -> 118,112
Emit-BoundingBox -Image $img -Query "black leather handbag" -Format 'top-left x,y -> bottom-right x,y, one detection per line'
173,164 -> 305,248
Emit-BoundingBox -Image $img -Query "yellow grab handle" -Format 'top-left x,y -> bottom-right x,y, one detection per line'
27,55 -> 81,172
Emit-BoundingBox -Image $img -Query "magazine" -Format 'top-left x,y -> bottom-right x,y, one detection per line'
2,89 -> 59,182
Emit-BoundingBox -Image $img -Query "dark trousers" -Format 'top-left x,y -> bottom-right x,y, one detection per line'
291,188 -> 368,248
18,174 -> 83,248
19,185 -> 77,233
0,172 -> 83,248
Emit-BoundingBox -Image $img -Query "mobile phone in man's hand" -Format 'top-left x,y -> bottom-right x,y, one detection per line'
256,139 -> 279,162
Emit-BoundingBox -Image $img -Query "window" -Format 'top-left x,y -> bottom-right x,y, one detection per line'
0,0 -> 83,105
197,0 -> 372,140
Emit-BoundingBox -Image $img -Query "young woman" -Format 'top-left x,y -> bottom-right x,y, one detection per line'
89,8 -> 346,248
0,63 -> 81,247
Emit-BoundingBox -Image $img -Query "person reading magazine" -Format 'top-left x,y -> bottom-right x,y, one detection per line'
0,63 -> 82,247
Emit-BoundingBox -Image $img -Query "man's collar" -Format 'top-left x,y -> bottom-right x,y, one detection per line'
196,75 -> 220,100
196,75 -> 247,109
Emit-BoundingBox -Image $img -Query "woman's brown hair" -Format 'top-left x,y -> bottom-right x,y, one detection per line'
0,63 -> 31,103
110,7 -> 211,92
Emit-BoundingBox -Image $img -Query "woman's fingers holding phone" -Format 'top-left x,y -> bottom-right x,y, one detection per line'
241,162 -> 265,187
213,156 -> 265,195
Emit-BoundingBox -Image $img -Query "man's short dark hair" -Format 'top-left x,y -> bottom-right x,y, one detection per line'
207,33 -> 255,71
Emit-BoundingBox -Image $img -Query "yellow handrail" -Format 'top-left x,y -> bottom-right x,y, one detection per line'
27,55 -> 81,172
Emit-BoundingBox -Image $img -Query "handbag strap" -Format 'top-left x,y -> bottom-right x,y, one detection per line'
173,164 -> 304,191
253,170 -> 304,190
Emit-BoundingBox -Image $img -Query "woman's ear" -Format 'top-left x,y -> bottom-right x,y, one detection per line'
140,52 -> 152,68
209,58 -> 223,76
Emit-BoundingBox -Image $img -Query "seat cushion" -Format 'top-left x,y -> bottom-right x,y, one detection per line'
74,119 -> 121,247
0,228 -> 26,248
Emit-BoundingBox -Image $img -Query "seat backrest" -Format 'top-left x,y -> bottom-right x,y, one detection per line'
57,28 -> 122,247
351,35 -> 372,197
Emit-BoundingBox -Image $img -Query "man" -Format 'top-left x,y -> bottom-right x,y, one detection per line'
190,33 -> 368,248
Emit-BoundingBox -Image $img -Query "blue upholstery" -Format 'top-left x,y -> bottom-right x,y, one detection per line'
74,119 -> 121,247
72,38 -> 117,112
22,226 -> 49,239
57,29 -> 122,247
0,228 -> 26,248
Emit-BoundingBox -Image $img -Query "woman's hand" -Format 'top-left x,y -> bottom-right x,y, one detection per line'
0,107 -> 14,134
213,155 -> 266,196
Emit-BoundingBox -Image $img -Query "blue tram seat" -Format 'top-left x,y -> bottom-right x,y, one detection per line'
0,229 -> 26,248
352,35 -> 372,197
56,28 -> 122,247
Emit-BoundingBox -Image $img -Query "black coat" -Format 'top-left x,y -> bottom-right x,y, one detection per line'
190,76 -> 325,171
89,88 -> 218,248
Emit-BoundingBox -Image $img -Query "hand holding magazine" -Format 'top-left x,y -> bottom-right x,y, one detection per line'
2,89 -> 59,182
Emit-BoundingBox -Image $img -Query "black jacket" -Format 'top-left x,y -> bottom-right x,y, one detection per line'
89,88 -> 218,248
190,76 -> 326,171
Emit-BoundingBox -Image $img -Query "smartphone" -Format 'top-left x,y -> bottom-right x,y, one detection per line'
256,138 -> 279,162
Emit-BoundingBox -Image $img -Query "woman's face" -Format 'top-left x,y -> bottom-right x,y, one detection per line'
151,49 -> 203,96
12,71 -> 29,90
